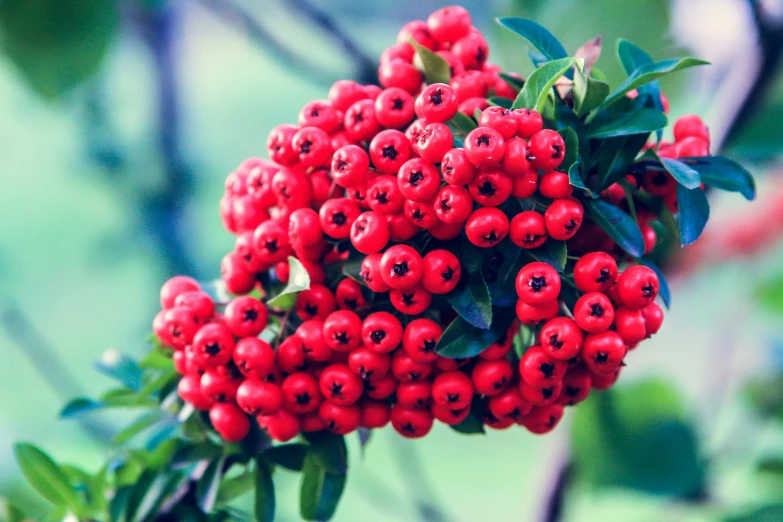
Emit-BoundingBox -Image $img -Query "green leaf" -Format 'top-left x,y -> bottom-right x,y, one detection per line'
571,379 -> 705,498
527,240 -> 567,272
568,161 -> 594,197
95,351 -> 143,391
726,505 -> 783,522
172,442 -> 223,467
487,96 -> 514,109
617,38 -> 665,125
558,128 -> 579,172
126,470 -> 186,522
644,150 -> 701,189
448,111 -> 478,136
592,57 -> 709,115
60,398 -> 104,418
450,398 -> 486,435
13,443 -> 82,513
267,256 -> 311,309
112,412 -> 165,446
573,66 -> 610,116
512,57 -> 576,112
484,240 -> 523,307
264,443 -> 308,471
196,456 -> 226,514
588,199 -> 645,258
302,431 -> 348,475
447,273 -> 492,330
594,134 -> 649,191
410,39 -> 450,84
0,498 -> 25,522
496,18 -> 569,63
676,185 -> 710,246
0,0 -> 117,99
638,258 -> 670,308
588,108 -> 667,139
254,460 -> 275,522
680,156 -> 756,200
758,458 -> 783,475
299,452 -> 346,521
498,72 -> 524,91
436,307 -> 515,359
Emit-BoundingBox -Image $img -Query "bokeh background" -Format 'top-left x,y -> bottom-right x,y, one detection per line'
2,0 -> 783,520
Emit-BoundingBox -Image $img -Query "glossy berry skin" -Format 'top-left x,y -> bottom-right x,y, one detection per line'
509,211 -> 547,249
421,249 -> 461,294
398,158 -> 441,202
511,169 -> 538,198
162,306 -> 200,349
519,379 -> 562,406
351,211 -> 391,254
515,262 -> 561,306
539,317 -> 584,361
574,292 -> 615,333
404,199 -> 439,229
266,124 -> 299,166
390,405 -> 434,438
522,404 -> 564,434
344,99 -> 382,142
427,6 -> 471,42
488,387 -> 531,423
519,346 -> 567,387
332,145 -> 370,189
380,244 -> 424,290
292,126 -> 332,167
469,168 -> 512,207
513,109 -> 544,139
403,318 -> 442,362
538,171 -> 573,199
360,253 -> 391,293
582,331 -> 626,375
434,185 -> 473,224
471,359 -> 513,396
452,32 -> 489,70
375,87 -> 416,129
209,403 -> 250,442
319,198 -> 361,240
224,296 -> 267,338
281,372 -> 322,414
614,307 -> 647,345
335,278 -> 368,311
479,107 -> 518,139
418,122 -> 454,163
296,320 -> 332,362
323,310 -> 363,352
387,212 -> 419,241
178,374 -> 214,411
298,100 -> 341,133
252,219 -> 290,265
391,350 -> 434,382
390,286 -> 432,315
544,199 -> 584,241
359,400 -> 391,429
516,299 -> 559,326
379,59 -> 423,94
361,311 -> 403,354
502,137 -> 531,177
673,114 -> 710,143
464,127 -> 506,167
275,337 -> 308,374
260,409 -> 301,442
236,379 -> 282,416
320,363 -> 364,406
396,381 -> 433,409
288,208 -> 323,249
432,371 -> 474,410
465,207 -> 509,248
432,403 -> 471,425
193,323 -> 235,367
559,369 -> 592,406
328,79 -> 368,111
528,129 -> 565,170
441,148 -> 477,186
319,402 -> 361,435
233,337 -> 275,380
573,252 -> 618,293
369,129 -> 411,174
365,373 -> 398,400
617,265 -> 659,310
368,175 -> 405,215
415,83 -> 459,122
160,276 -> 200,310
201,369 -> 241,404
348,347 -> 391,381
295,284 -> 336,322
641,303 -> 664,337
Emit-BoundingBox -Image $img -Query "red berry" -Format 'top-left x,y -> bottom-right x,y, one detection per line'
559,368 -> 592,405
266,124 -> 299,166
174,291 -> 214,323
403,199 -> 439,229
641,302 -> 664,337
193,323 -> 235,367
519,379 -> 562,406
450,71 -> 488,101
509,211 -> 547,249
441,148 -> 477,186
344,99 -> 382,142
295,284 -> 336,322
528,129 -> 565,170
673,114 -> 709,144
417,122 -> 454,164
511,168 -> 539,198
521,404 -> 564,434
292,126 -> 332,167
281,371 -> 322,414
368,175 -> 405,215
519,345 -> 567,387
469,167 -> 512,207
335,278 -> 369,311
479,107 -> 517,139
323,310 -> 363,352
512,109 -> 543,138
452,32 -> 489,70
380,244 -> 424,290
465,207 -> 509,247
161,276 -> 201,310
488,387 -> 531,423
617,265 -> 659,309
432,371 -> 474,410
375,87 -> 416,129
252,219 -> 290,265
288,208 -> 323,249
359,400 -> 391,428
390,405 -> 434,438
233,337 -> 275,380
319,198 -> 361,240
538,171 -> 573,199
365,373 -> 398,400
224,296 -> 267,338
515,262 -> 561,306
582,331 -> 626,375
465,127 -> 506,167
391,349 -> 434,382
573,252 -> 618,293
396,380 -> 433,409
236,380 -> 282,416
320,363 -> 363,406
298,100 -> 341,133
544,198 -> 583,241
328,80 -> 368,111
613,307 -> 647,345
178,374 -> 214,411
361,311 -> 403,354
201,368 -> 241,404
421,249 -> 461,294
348,347 -> 391,381
387,212 -> 419,241
296,320 -> 332,362
402,318 -> 442,362
390,285 -> 432,315
515,299 -> 558,326
319,402 -> 360,435
427,6 -> 471,43
359,253 -> 391,292
379,59 -> 423,94
332,145 -> 370,189
351,211 -> 391,254
260,409 -> 301,442
415,83 -> 459,122
275,336 -> 308,374
539,317 -> 584,361
370,129 -> 411,174
209,403 -> 250,442
676,136 -> 710,157
471,359 -> 513,396
432,404 -> 471,425
501,137 -> 531,177
574,292 -> 615,333
398,158 -> 441,202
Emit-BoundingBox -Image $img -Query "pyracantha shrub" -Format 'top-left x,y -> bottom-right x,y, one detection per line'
15,6 -> 756,522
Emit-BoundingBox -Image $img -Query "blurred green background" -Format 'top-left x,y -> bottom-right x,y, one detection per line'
1,0 -> 783,520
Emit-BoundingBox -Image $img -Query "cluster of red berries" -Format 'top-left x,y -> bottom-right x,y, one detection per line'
153,6 -> 677,443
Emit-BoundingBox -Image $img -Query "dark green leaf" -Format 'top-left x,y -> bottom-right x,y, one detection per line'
676,185 -> 710,246
216,471 -> 254,504
254,460 -> 275,522
126,470 -> 186,522
264,443 -> 308,472
172,442 -> 222,467
588,199 -> 645,258
267,256 -> 311,309
594,134 -> 649,191
617,38 -> 665,130
512,57 -> 576,112
568,161 -> 593,197
450,398 -> 486,435
13,443 -> 82,513
302,432 -> 347,475
448,111 -> 478,136
647,153 -> 701,189
60,398 -> 104,418
487,96 -> 514,109
95,351 -> 143,391
496,18 -> 569,63
498,72 -> 524,91
484,239 -> 523,307
758,458 -> 783,475
527,240 -> 567,272
437,307 -> 515,359
573,66 -> 610,116
638,258 -> 671,309
588,108 -> 667,139
680,156 -> 756,200
299,452 -> 346,521
558,128 -> 579,172
447,274 -> 492,330
410,39 -> 450,84
196,457 -> 226,513
215,506 -> 255,522
592,57 -> 709,115
725,505 -> 783,522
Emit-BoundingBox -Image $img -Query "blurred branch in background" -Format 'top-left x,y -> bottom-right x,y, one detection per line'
538,442 -> 572,522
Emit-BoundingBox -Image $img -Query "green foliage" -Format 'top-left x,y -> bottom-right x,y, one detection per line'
447,270 -> 493,330
676,184 -> 710,245
497,17 -> 569,63
13,443 -> 85,517
436,307 -> 516,359
587,199 -> 645,258
512,57 -> 576,111
588,108 -> 667,139
410,39 -> 451,85
267,256 -> 311,309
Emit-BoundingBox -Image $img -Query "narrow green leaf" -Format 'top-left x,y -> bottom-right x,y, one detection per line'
484,239 -> 523,307
617,38 -> 665,129
95,351 -> 143,391
410,39 -> 450,84
573,66 -> 610,116
487,96 -> 514,109
527,240 -> 567,272
112,412 -> 164,446
498,72 -> 524,91
512,57 -> 576,112
448,111 -> 478,136
302,431 -> 348,475
447,274 -> 492,330
437,307 -> 515,359
196,456 -> 226,513
676,185 -> 710,246
216,471 -> 254,505
639,258 -> 671,309
496,18 -> 569,63
13,443 -> 82,513
450,398 -> 486,435
60,398 -> 104,418
568,161 -> 593,197
643,150 -> 701,189
558,128 -> 579,172
267,256 -> 311,309
264,443 -> 308,471
588,108 -> 667,139
680,156 -> 755,200
299,452 -> 346,521
254,460 -> 276,522
172,442 -> 222,467
588,199 -> 645,258
127,470 -> 185,522
592,57 -> 709,115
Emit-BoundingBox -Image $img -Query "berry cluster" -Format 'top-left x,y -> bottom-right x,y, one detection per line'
151,6 -> 706,443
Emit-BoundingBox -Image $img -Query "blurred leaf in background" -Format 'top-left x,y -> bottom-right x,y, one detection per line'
0,0 -> 118,99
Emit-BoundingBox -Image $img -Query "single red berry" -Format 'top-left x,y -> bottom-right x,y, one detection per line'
266,124 -> 299,166
465,127 -> 506,167
351,211 -> 391,254
369,129 -> 411,174
501,137 -> 531,177
252,219 -> 290,265
427,6 -> 471,42
359,400 -> 391,428
450,71 -> 488,101
428,220 -> 463,240
479,107 -> 518,139
301,412 -> 327,433
431,403 -> 471,425
544,198 -> 584,241
404,199 -> 440,229
348,347 -> 391,381
617,265 -> 659,309
511,168 -> 539,198
360,253 -> 391,292
396,380 -> 433,409
415,83 -> 459,122
673,114 -> 710,144
365,372 -> 398,400
281,371 -> 322,414
328,79 -> 368,111
471,359 -> 513,396
432,371 -> 474,410
344,99 -> 382,142
193,323 -> 235,367
582,331 -> 626,375
375,87 -> 416,129
538,171 -> 573,199
387,212 -> 419,241
539,317 -> 584,361
480,326 -> 515,360
573,252 -> 618,293
236,380 -> 282,416
323,310 -> 363,352
161,276 -> 201,310
361,311 -> 403,354
319,363 -> 363,406
402,318 -> 442,363
368,174 -> 405,215
398,158 -> 441,202
319,198 -> 361,240
465,207 -> 509,247
178,374 -> 214,411
442,148 -> 477,186
515,299 -> 559,326
521,404 -> 564,434
378,59 -> 423,94
331,145 -> 370,189
319,402 -> 360,435
469,167 -> 512,207
434,185 -> 472,224
233,337 -> 275,380
418,122 -> 454,164
528,129 -> 565,170
201,368 -> 241,404
558,368 -> 592,406
515,262 -> 561,306
275,336 -> 308,374
676,136 -> 710,157
295,284 -> 336,322
519,345 -> 567,387
642,170 -> 677,196
488,387 -> 531,423
272,167 -> 312,211
390,285 -> 432,315
573,292 -> 615,333
397,19 -> 435,47
224,296 -> 267,338
380,244 -> 424,290
296,320 -> 332,362
288,208 -> 323,250
519,379 -> 562,406
641,302 -> 664,337
390,405 -> 434,438
513,109 -> 544,139
174,291 -> 214,323
391,350 -> 434,382
452,32 -> 489,70
292,126 -> 332,167
509,211 -> 547,249
209,403 -> 250,442
405,118 -> 429,155
260,409 -> 301,442
421,249 -> 461,294
298,100 -> 341,133
614,307 -> 647,345
335,278 -> 369,311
